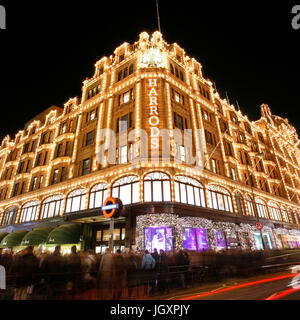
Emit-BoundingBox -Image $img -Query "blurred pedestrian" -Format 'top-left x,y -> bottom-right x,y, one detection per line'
12,246 -> 39,300
98,248 -> 114,299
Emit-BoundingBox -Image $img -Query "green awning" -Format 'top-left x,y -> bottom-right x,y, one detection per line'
0,230 -> 29,248
46,224 -> 81,245
0,232 -> 9,243
21,227 -> 53,246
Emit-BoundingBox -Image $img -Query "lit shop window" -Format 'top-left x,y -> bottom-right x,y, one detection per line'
268,202 -> 282,221
144,172 -> 171,202
174,176 -> 205,207
41,195 -> 63,219
145,227 -> 174,253
65,188 -> 86,213
182,228 -> 209,251
89,183 -> 108,209
112,175 -> 139,205
2,206 -> 18,226
20,201 -> 39,223
207,185 -> 233,212
255,198 -> 269,219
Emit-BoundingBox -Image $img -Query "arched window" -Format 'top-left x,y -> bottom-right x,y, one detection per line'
280,206 -> 289,223
268,202 -> 282,221
234,192 -> 245,215
41,195 -> 63,219
245,195 -> 255,216
89,183 -> 108,209
112,175 -> 139,205
207,185 -> 233,212
174,176 -> 205,206
144,172 -> 171,202
20,201 -> 39,223
65,188 -> 86,213
255,198 -> 269,219
2,206 -> 18,226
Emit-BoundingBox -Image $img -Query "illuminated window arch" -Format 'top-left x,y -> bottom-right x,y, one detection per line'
268,202 -> 282,221
207,185 -> 233,212
89,183 -> 108,209
41,195 -> 63,219
65,188 -> 86,213
2,206 -> 18,226
234,192 -> 245,215
245,195 -> 255,216
112,175 -> 140,205
280,206 -> 289,223
255,198 -> 269,219
20,201 -> 39,223
144,172 -> 171,202
174,176 -> 205,206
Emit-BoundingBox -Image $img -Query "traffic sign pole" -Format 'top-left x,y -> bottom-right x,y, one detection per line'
109,217 -> 114,252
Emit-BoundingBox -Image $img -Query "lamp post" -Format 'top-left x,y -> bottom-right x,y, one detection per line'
245,152 -> 266,250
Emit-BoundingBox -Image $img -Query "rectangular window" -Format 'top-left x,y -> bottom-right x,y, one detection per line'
176,114 -> 183,130
211,159 -> 217,173
56,143 -> 63,157
48,131 -> 52,143
60,167 -> 66,182
31,176 -> 37,191
13,183 -> 19,197
36,153 -> 42,166
90,109 -> 96,121
231,168 -> 237,181
123,91 -> 130,104
61,123 -> 67,134
23,142 -> 29,154
43,151 -> 48,165
38,175 -> 43,189
203,110 -> 209,121
120,145 -> 127,164
86,131 -> 94,146
18,161 -> 24,174
82,159 -> 90,175
205,130 -> 213,145
52,169 -> 59,184
175,92 -> 181,103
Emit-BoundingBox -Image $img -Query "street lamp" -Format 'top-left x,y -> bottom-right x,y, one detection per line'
245,151 -> 266,250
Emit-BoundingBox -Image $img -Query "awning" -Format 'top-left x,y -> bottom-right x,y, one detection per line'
46,224 -> 81,245
0,232 -> 9,243
21,227 -> 53,246
0,230 -> 29,248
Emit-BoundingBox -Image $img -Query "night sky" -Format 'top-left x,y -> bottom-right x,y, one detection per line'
0,0 -> 299,141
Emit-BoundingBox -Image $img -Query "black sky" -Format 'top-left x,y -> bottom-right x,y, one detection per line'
0,0 -> 299,141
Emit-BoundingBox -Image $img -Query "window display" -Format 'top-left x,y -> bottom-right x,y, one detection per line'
182,228 -> 209,251
145,227 -> 173,252
196,228 -> 209,251
182,228 -> 197,251
215,231 -> 227,251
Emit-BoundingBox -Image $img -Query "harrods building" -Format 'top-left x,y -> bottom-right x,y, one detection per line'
0,31 -> 299,254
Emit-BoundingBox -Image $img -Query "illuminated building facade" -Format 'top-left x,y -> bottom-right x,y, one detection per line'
0,31 -> 299,253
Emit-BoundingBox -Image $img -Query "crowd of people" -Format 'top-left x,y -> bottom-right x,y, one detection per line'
0,245 -> 270,300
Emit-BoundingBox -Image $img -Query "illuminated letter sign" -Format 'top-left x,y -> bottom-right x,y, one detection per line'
148,78 -> 160,149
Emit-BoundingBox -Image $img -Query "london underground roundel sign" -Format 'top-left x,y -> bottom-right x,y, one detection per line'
101,197 -> 121,219
255,222 -> 263,231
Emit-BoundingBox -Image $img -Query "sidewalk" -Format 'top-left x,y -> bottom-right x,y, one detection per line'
144,270 -> 292,300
